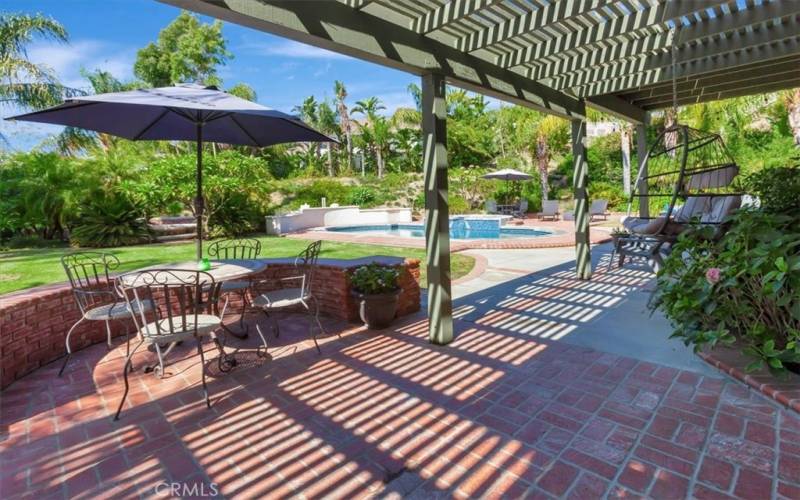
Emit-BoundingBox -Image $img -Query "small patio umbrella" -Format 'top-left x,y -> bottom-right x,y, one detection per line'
7,84 -> 334,259
482,168 -> 533,204
481,168 -> 534,182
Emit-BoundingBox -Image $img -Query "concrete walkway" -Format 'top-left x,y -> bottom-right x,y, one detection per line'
450,243 -> 715,375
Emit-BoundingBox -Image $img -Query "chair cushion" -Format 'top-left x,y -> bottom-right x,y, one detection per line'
701,195 -> 741,224
622,216 -> 667,235
84,299 -> 154,320
252,288 -> 306,309
139,314 -> 222,342
220,280 -> 250,292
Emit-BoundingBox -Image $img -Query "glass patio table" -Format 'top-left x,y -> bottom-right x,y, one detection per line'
119,259 -> 268,359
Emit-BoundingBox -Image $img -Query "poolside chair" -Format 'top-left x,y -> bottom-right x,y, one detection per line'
589,199 -> 610,221
540,200 -> 560,221
512,199 -> 528,218
113,269 -> 235,420
207,238 -> 261,337
486,199 -> 498,214
59,252 -> 153,377
251,240 -> 334,353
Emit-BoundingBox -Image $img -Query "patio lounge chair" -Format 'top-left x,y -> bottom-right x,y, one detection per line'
114,269 -> 235,420
59,252 -> 153,377
589,199 -> 610,221
486,199 -> 498,214
251,240 -> 336,353
512,199 -> 528,218
540,200 -> 560,221
207,238 -> 261,336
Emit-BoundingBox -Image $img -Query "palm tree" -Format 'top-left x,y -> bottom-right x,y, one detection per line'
334,80 -> 352,167
352,96 -> 387,177
317,100 -> 339,176
523,114 -> 568,203
352,96 -> 385,123
293,96 -> 321,162
0,13 -> 71,110
371,116 -> 391,178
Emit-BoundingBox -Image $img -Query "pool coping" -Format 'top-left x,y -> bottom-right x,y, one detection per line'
285,220 -> 613,251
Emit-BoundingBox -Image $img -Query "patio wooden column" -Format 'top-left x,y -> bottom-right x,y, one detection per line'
571,101 -> 592,280
422,72 -> 453,345
636,114 -> 650,218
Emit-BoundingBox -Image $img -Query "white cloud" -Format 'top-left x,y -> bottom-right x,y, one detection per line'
27,39 -> 136,91
240,39 -> 352,60
1,39 -> 136,151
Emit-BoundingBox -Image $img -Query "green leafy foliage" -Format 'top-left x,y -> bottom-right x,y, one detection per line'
349,263 -> 400,295
69,191 -> 149,247
744,164 -> 800,214
347,186 -> 377,207
650,208 -> 800,373
133,10 -> 230,87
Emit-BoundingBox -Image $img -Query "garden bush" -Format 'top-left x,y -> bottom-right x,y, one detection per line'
744,164 -> 800,214
651,208 -> 800,373
347,186 -> 378,207
69,190 -> 150,247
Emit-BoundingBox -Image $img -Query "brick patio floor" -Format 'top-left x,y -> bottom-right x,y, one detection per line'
1,263 -> 799,499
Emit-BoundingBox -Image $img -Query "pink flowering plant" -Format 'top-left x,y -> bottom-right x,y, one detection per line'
650,208 -> 800,373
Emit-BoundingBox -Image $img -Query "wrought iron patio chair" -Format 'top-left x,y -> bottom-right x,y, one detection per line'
251,240 -> 334,353
59,252 -> 153,377
113,269 -> 235,420
207,238 -> 262,337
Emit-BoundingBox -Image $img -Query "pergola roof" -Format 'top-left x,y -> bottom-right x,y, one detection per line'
162,0 -> 800,123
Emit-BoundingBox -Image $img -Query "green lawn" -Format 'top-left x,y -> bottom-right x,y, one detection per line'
0,236 -> 474,295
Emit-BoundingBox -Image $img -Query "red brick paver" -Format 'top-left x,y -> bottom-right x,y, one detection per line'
2,275 -> 798,499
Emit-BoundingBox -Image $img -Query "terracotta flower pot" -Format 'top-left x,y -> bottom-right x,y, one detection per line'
353,290 -> 400,329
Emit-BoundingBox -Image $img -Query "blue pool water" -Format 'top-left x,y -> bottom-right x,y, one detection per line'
327,223 -> 551,240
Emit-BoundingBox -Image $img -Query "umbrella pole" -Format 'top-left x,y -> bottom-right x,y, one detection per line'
195,123 -> 204,261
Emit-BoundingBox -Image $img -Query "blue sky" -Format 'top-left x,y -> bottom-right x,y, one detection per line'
2,0 -> 424,149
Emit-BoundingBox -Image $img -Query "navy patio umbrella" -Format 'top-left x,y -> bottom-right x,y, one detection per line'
7,83 -> 335,259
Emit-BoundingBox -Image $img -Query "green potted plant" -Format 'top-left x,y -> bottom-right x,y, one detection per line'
350,263 -> 401,329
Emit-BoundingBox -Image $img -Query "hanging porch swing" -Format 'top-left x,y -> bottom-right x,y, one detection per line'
609,125 -> 745,271
607,24 -> 745,272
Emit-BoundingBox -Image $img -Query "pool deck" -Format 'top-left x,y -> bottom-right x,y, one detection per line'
286,218 -> 615,251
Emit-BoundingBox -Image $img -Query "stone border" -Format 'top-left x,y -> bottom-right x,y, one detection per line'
285,219 -> 613,251
699,346 -> 800,414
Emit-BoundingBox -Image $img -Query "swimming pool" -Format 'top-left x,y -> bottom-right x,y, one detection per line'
326,223 -> 552,240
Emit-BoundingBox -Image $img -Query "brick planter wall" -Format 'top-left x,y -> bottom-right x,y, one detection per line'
0,256 -> 420,389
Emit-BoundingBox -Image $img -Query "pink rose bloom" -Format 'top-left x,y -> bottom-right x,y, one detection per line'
705,267 -> 721,285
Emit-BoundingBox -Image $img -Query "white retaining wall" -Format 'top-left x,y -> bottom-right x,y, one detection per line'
266,207 -> 412,235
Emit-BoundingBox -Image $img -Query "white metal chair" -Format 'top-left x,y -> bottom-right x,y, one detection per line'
113,269 -> 235,420
540,200 -> 560,220
207,238 -> 261,337
59,252 -> 153,377
486,199 -> 498,214
251,240 -> 334,353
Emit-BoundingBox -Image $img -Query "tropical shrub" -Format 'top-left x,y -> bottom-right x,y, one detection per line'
70,191 -> 149,247
348,186 -> 377,206
744,164 -> 800,214
286,179 -> 351,209
650,208 -> 800,373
